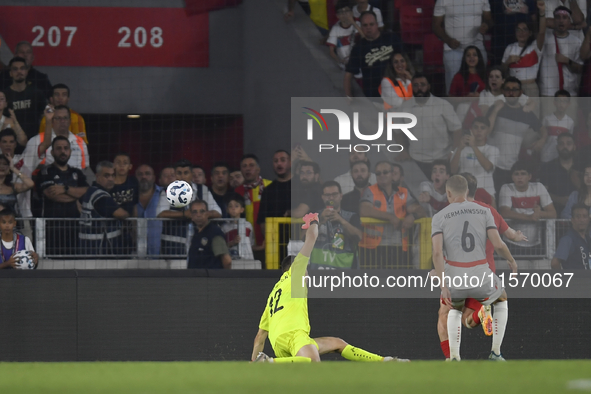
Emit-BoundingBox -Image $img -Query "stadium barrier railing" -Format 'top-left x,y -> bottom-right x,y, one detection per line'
20,218 -> 260,269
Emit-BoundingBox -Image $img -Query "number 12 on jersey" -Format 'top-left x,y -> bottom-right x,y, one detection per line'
269,289 -> 284,316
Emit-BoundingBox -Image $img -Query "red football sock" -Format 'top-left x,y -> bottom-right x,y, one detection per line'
440,340 -> 450,359
472,310 -> 481,325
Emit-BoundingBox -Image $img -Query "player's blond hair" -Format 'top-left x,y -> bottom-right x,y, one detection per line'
446,175 -> 468,196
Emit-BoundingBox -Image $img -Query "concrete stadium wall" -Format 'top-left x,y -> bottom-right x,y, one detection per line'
1,270 -> 589,362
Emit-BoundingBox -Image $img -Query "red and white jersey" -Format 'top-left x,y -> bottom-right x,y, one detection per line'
499,182 -> 552,247
541,113 -> 574,163
502,41 -> 543,81
221,220 -> 254,260
474,200 -> 509,273
539,31 -> 584,96
327,22 -> 357,61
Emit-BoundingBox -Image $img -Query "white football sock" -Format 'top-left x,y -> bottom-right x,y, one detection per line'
492,301 -> 508,355
447,309 -> 462,360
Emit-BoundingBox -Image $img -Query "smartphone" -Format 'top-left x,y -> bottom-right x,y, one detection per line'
469,82 -> 480,93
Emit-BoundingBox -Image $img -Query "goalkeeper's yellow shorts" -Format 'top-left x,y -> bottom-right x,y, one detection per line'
273,330 -> 318,358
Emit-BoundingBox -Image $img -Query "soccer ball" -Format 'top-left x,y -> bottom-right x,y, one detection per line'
166,180 -> 194,208
13,250 -> 35,270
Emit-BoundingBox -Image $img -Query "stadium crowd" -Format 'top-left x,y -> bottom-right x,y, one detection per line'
0,0 -> 590,270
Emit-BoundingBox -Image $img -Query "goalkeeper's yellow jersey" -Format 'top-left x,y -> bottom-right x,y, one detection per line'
259,253 -> 310,346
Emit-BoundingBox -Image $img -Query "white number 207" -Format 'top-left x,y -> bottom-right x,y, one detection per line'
32,26 -> 77,47
118,27 -> 163,48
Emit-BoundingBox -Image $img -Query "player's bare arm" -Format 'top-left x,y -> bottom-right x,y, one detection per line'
487,228 -> 518,273
251,328 -> 268,362
504,227 -> 528,243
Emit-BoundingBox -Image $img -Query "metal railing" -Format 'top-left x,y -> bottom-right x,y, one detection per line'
29,217 -> 251,260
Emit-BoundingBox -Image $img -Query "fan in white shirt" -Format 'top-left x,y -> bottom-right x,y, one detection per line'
451,116 -> 499,200
539,6 -> 584,97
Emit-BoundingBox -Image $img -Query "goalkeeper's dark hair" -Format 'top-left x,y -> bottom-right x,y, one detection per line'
460,172 -> 478,198
281,255 -> 295,272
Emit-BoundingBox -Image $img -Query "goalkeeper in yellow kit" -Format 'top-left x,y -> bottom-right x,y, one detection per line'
251,213 -> 408,363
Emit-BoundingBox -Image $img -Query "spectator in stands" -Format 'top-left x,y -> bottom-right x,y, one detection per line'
341,160 -> 371,214
380,52 -> 414,110
23,105 -> 89,173
310,180 -> 362,269
0,208 -> 38,269
38,84 -> 88,144
158,166 -> 175,189
396,73 -> 462,178
112,153 -> 139,216
433,0 -> 493,94
478,67 -> 531,116
0,129 -> 31,217
258,150 -> 292,225
359,161 -> 425,268
222,193 -> 254,261
37,136 -> 88,255
539,6 -> 584,105
3,57 -> 47,140
235,154 -> 271,255
327,1 -> 364,77
334,151 -> 376,194
352,0 -> 384,28
192,164 -> 206,185
0,153 -> 34,217
292,160 -> 324,217
344,11 -> 403,98
136,164 -> 162,256
210,162 -> 233,218
561,164 -> 591,218
187,200 -> 231,269
541,133 -> 578,216
0,92 -> 27,146
157,159 -> 221,255
229,169 -> 244,189
540,90 -> 574,163
79,161 -> 129,255
418,160 -> 450,217
499,161 -> 556,254
545,0 -> 587,40
552,203 -> 591,269
487,77 -> 546,197
448,46 -> 487,98
501,2 -> 547,99
491,0 -> 539,65
0,42 -> 52,96
450,117 -> 499,205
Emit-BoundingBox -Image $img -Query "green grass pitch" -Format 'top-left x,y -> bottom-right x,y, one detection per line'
0,361 -> 589,393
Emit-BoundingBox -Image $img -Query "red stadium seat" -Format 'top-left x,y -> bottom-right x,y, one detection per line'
399,2 -> 434,45
422,33 -> 444,73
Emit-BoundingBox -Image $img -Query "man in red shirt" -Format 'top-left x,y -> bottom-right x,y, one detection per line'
436,172 -> 524,360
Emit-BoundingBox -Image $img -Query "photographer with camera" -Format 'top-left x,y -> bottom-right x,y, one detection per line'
309,181 -> 362,270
